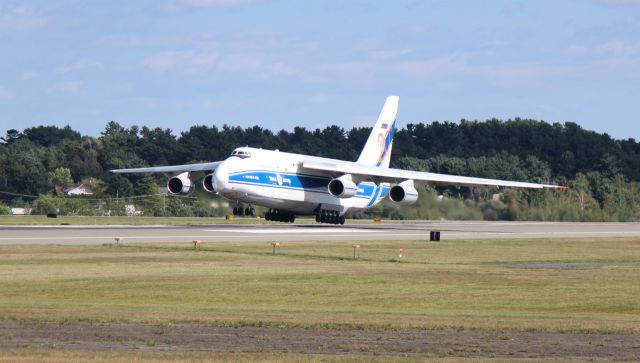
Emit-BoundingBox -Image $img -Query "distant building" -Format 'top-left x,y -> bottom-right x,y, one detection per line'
64,184 -> 93,196
11,208 -> 31,215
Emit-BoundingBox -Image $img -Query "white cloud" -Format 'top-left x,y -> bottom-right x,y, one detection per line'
473,62 -> 576,87
56,59 -> 104,74
56,81 -> 83,94
141,51 -> 219,72
141,48 -> 300,80
592,0 -> 640,5
21,71 -> 39,81
322,1 -> 375,13
322,54 -> 469,82
407,23 -> 428,35
564,45 -> 588,56
0,3 -> 45,30
598,40 -> 638,57
100,34 -> 190,48
309,93 -> 333,104
0,85 -> 13,100
182,0 -> 257,7
563,40 -> 639,62
369,48 -> 412,61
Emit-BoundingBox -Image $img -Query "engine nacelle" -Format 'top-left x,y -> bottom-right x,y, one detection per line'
389,180 -> 419,205
202,173 -> 216,193
167,172 -> 194,195
328,174 -> 358,198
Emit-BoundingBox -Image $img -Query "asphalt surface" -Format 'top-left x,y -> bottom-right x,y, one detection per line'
1,221 -> 640,245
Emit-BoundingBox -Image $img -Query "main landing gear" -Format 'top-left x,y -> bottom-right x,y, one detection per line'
316,210 -> 345,225
233,205 -> 255,217
265,209 -> 295,223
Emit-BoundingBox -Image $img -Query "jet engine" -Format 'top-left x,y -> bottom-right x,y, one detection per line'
389,180 -> 419,205
202,173 -> 216,193
167,172 -> 194,195
328,174 -> 358,198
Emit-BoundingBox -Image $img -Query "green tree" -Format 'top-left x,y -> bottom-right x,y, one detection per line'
47,167 -> 74,190
0,202 -> 10,215
33,195 -> 60,215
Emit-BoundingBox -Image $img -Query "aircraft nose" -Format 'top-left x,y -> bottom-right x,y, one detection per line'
212,160 -> 230,192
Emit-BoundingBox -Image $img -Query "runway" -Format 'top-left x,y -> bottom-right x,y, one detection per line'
1,221 -> 640,245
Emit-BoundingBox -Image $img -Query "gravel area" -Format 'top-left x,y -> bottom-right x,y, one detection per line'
1,321 -> 639,360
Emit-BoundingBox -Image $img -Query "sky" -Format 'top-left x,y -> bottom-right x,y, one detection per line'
1,0 -> 639,140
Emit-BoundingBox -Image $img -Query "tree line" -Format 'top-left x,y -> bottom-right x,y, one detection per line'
1,119 -> 639,221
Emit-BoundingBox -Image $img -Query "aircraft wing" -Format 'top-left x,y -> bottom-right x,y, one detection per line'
110,161 -> 222,174
302,159 -> 566,189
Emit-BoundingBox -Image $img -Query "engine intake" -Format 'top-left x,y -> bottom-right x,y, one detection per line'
328,174 -> 358,198
202,173 -> 216,193
389,180 -> 419,205
167,172 -> 194,195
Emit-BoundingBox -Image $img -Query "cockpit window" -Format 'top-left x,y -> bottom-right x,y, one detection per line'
230,149 -> 251,158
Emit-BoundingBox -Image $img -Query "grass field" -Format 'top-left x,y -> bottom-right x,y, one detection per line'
0,215 -> 278,225
1,238 -> 639,334
0,215 -> 387,225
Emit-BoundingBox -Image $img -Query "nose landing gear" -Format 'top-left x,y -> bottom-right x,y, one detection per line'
233,204 -> 255,217
316,210 -> 345,225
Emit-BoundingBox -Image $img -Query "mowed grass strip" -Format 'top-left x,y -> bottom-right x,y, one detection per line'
1,238 -> 639,333
0,215 -> 386,225
0,215 -> 272,225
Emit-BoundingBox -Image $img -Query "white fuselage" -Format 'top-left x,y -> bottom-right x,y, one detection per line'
211,147 -> 390,215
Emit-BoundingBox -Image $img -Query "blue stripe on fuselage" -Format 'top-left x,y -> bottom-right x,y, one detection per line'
227,170 -> 379,199
367,185 -> 381,207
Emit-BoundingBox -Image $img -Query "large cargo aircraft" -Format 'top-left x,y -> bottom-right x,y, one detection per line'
111,96 -> 565,224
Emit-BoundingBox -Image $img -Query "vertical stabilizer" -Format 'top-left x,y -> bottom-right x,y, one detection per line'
356,96 -> 399,168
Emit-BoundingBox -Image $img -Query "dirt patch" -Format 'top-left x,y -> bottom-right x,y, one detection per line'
1,321 -> 639,359
488,261 -> 640,269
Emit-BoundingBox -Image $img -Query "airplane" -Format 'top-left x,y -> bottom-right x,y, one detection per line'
111,96 -> 566,224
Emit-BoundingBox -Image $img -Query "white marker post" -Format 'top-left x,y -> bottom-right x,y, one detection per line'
272,242 -> 280,255
352,244 -> 360,260
398,247 -> 404,262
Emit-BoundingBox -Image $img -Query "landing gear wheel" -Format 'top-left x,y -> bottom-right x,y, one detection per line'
339,216 -> 345,225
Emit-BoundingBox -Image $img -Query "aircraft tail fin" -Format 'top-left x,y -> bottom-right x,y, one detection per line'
356,96 -> 399,168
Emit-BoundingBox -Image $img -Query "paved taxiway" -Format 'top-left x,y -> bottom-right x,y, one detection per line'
1,221 -> 640,245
